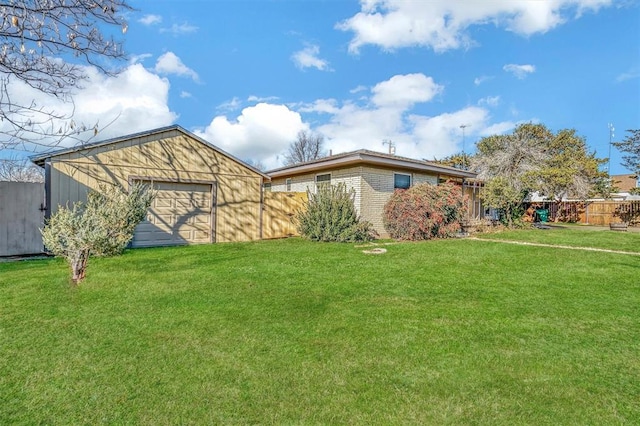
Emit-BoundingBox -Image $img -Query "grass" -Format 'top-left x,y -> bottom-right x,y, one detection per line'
474,225 -> 640,253
1,232 -> 639,424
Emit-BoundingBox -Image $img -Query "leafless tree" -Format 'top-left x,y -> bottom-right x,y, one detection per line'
0,156 -> 44,182
244,158 -> 266,172
0,0 -> 132,153
284,130 -> 326,165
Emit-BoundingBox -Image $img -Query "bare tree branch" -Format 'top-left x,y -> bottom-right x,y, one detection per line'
0,0 -> 132,152
0,156 -> 44,182
284,130 -> 326,166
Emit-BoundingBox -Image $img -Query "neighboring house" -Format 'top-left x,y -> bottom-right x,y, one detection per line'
266,149 -> 477,237
612,174 -> 639,198
32,125 -> 269,247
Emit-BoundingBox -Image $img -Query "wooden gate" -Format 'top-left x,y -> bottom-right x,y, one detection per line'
0,182 -> 45,256
262,192 -> 307,239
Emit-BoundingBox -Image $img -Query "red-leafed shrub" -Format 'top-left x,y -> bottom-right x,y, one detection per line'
383,182 -> 467,240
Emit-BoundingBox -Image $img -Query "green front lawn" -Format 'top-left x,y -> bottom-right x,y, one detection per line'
1,235 -> 639,424
475,225 -> 640,252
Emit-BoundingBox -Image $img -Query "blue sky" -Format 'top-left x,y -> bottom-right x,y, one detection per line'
11,0 -> 640,173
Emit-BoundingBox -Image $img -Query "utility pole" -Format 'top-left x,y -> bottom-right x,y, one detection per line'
607,123 -> 614,176
382,139 -> 396,155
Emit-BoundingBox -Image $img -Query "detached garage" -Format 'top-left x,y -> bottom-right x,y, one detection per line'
32,125 -> 268,246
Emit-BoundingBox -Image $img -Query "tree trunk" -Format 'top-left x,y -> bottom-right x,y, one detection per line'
70,249 -> 90,284
506,205 -> 514,228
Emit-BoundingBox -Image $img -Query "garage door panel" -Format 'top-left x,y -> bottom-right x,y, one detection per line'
155,198 -> 173,208
192,231 -> 210,242
132,181 -> 214,248
194,215 -> 211,224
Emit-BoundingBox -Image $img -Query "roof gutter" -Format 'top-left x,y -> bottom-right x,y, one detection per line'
268,152 -> 476,179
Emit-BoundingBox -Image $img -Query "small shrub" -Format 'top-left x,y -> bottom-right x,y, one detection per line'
296,182 -> 376,242
383,182 -> 467,240
41,182 -> 155,284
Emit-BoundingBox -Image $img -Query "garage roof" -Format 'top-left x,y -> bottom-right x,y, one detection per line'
30,125 -> 269,179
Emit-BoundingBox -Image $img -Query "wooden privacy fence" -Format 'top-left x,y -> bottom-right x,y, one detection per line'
262,192 -> 307,239
583,200 -> 640,226
528,200 -> 640,226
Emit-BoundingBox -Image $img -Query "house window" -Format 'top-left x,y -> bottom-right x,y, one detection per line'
315,173 -> 331,187
394,173 -> 411,189
263,182 -> 272,192
285,178 -> 292,191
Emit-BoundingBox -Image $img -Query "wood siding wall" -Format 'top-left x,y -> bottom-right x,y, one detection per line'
262,192 -> 307,239
47,130 -> 263,243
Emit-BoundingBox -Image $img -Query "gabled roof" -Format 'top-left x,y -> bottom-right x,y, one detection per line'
267,149 -> 476,179
30,125 -> 269,179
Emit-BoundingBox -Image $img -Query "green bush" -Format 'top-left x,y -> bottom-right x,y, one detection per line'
383,182 -> 467,240
296,182 -> 376,242
41,182 -> 155,283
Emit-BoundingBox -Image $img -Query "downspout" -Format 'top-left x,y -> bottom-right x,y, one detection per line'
259,176 -> 264,240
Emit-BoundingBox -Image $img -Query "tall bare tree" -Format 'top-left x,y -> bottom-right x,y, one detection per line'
0,156 -> 44,182
472,124 -> 549,226
284,130 -> 326,165
0,0 -> 132,152
473,123 -> 606,226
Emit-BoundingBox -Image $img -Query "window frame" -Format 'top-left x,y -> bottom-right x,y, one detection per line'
285,178 -> 292,191
394,172 -> 412,190
315,173 -> 331,186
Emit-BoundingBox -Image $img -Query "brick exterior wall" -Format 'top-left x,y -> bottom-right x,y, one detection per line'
271,166 -> 363,213
271,165 -> 439,238
360,167 -> 437,237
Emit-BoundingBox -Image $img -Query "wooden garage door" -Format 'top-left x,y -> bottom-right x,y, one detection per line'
132,181 -> 214,248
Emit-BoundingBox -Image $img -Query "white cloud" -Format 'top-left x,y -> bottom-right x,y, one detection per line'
190,73 -> 519,167
138,14 -> 162,26
350,85 -> 367,94
72,65 -> 177,138
291,44 -> 331,71
154,52 -> 199,82
338,0 -> 612,53
309,75 -> 515,160
474,75 -> 493,86
616,67 -> 640,82
247,95 -> 279,103
2,63 -> 177,154
316,102 -> 407,155
194,103 -> 308,169
480,121 -> 518,136
371,73 -> 443,108
129,53 -> 153,65
180,91 -> 193,99
216,97 -> 242,112
503,63 -> 536,79
298,99 -> 340,114
478,96 -> 501,107
160,22 -> 199,36
409,107 -> 490,158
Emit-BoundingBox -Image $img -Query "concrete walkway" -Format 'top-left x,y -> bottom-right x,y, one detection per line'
469,237 -> 640,256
